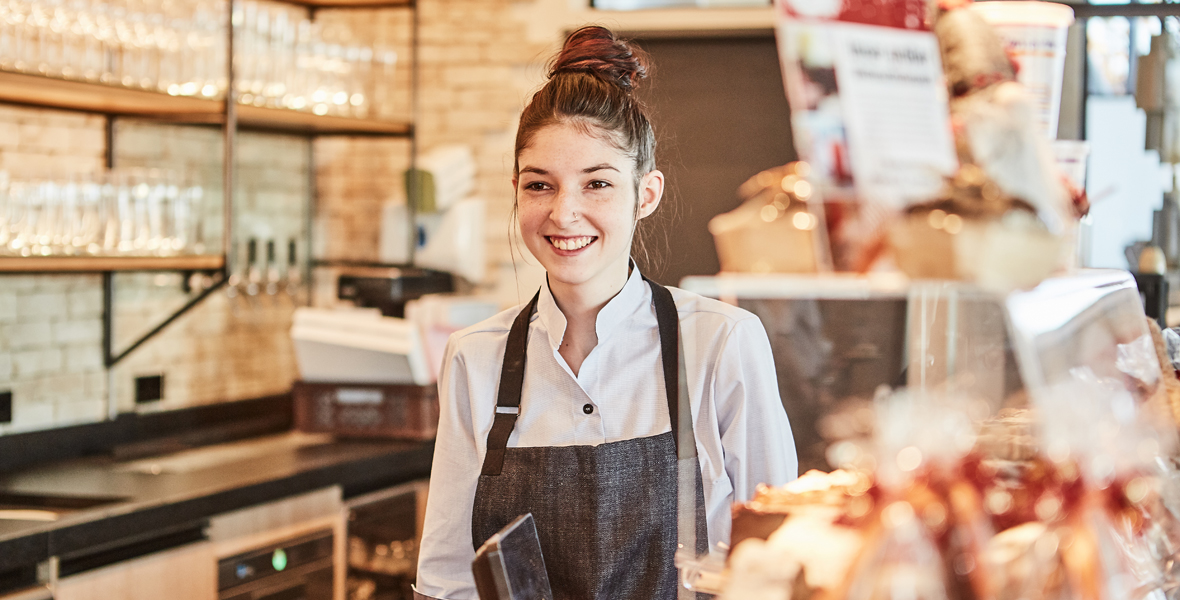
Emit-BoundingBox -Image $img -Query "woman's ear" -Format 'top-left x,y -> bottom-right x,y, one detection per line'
637,169 -> 664,220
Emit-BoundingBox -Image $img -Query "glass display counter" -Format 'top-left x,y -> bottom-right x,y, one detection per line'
676,269 -> 1161,595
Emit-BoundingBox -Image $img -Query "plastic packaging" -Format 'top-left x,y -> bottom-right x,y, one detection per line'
968,1 -> 1075,139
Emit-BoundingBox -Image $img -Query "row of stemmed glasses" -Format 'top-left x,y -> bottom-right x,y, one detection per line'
234,0 -> 397,118
0,0 -> 228,97
0,168 -> 209,257
0,0 -> 400,117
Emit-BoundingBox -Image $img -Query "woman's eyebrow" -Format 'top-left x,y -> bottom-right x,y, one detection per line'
519,164 -> 619,176
583,164 -> 620,174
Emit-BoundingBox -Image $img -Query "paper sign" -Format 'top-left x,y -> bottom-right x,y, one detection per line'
775,0 -> 958,208
832,24 -> 958,207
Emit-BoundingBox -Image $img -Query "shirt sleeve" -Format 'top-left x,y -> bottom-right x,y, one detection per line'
713,316 -> 799,501
415,336 -> 481,600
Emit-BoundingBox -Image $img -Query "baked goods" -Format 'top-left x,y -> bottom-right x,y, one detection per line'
709,162 -> 823,274
725,470 -> 873,600
888,165 -> 1060,289
723,393 -> 1180,600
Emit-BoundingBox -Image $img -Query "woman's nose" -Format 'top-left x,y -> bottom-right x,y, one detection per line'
549,189 -> 579,226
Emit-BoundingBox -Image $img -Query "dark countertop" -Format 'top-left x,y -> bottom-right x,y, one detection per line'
0,432 -> 433,573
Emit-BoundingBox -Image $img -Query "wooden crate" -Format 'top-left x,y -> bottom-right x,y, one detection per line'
293,381 -> 439,440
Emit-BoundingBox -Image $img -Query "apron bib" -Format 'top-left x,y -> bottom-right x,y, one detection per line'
471,277 -> 707,600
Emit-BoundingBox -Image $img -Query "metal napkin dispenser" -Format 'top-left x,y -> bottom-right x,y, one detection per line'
471,513 -> 553,600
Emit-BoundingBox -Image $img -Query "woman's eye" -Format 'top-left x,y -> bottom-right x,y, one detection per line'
587,180 -> 612,190
523,181 -> 549,192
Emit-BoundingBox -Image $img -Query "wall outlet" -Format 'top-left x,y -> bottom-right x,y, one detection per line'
135,375 -> 164,404
0,390 -> 10,423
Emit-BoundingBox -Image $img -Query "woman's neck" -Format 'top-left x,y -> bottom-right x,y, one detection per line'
549,265 -> 631,377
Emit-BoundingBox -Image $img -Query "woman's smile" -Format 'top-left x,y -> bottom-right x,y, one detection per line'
547,235 -> 597,252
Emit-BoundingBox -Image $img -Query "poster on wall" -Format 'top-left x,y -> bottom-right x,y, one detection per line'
774,0 -> 958,208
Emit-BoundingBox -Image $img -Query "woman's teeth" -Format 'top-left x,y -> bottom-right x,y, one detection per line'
549,236 -> 594,251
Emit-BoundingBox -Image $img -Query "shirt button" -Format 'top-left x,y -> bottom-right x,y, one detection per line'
583,403 -> 594,415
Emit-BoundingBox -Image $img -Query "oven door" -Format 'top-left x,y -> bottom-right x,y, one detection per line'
218,530 -> 335,600
218,564 -> 333,600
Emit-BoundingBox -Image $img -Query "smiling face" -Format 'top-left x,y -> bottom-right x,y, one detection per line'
514,122 -> 663,303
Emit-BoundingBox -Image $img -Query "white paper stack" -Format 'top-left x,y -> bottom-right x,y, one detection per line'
382,144 -> 487,280
291,307 -> 432,385
379,202 -> 411,264
414,197 -> 487,284
406,294 -> 500,381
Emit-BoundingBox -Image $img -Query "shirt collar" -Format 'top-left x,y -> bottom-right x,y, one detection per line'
535,265 -> 649,352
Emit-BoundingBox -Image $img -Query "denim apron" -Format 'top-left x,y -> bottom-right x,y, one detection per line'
470,277 -> 707,600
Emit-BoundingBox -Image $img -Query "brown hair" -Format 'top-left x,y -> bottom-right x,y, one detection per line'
513,26 -> 662,265
514,26 -> 654,179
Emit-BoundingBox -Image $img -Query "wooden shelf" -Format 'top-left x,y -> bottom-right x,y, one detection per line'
237,105 -> 412,137
0,255 -> 225,273
0,72 -> 410,137
0,71 -> 223,120
282,0 -> 412,7
312,259 -> 414,269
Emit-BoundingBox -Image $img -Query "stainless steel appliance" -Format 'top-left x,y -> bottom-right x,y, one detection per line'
217,530 -> 335,600
336,270 -> 453,318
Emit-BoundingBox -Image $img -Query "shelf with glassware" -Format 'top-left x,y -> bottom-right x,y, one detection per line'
0,0 -> 415,275
0,0 -> 411,125
0,0 -> 418,376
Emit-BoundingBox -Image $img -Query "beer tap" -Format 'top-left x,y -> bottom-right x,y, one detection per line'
245,238 -> 262,296
266,239 -> 281,295
285,238 -> 302,297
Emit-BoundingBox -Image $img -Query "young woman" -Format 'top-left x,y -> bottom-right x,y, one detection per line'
414,26 -> 798,600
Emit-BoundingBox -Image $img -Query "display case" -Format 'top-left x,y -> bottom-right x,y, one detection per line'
676,268 -> 1161,595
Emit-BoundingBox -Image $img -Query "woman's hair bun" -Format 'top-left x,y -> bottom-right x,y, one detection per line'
550,26 -> 649,91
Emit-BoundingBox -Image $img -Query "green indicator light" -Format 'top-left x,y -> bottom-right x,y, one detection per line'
272,548 -> 288,572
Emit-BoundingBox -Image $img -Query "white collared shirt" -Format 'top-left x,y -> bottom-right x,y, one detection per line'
414,268 -> 798,600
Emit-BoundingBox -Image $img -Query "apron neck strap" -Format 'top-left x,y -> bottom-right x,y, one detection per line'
481,289 -> 539,476
480,277 -> 692,476
644,275 -> 690,458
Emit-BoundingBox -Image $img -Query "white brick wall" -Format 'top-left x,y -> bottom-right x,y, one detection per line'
0,0 -> 588,436
0,292 -> 15,322
0,111 -> 304,433
0,274 -> 108,434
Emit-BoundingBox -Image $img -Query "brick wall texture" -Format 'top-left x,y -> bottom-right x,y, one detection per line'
0,0 -> 564,434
